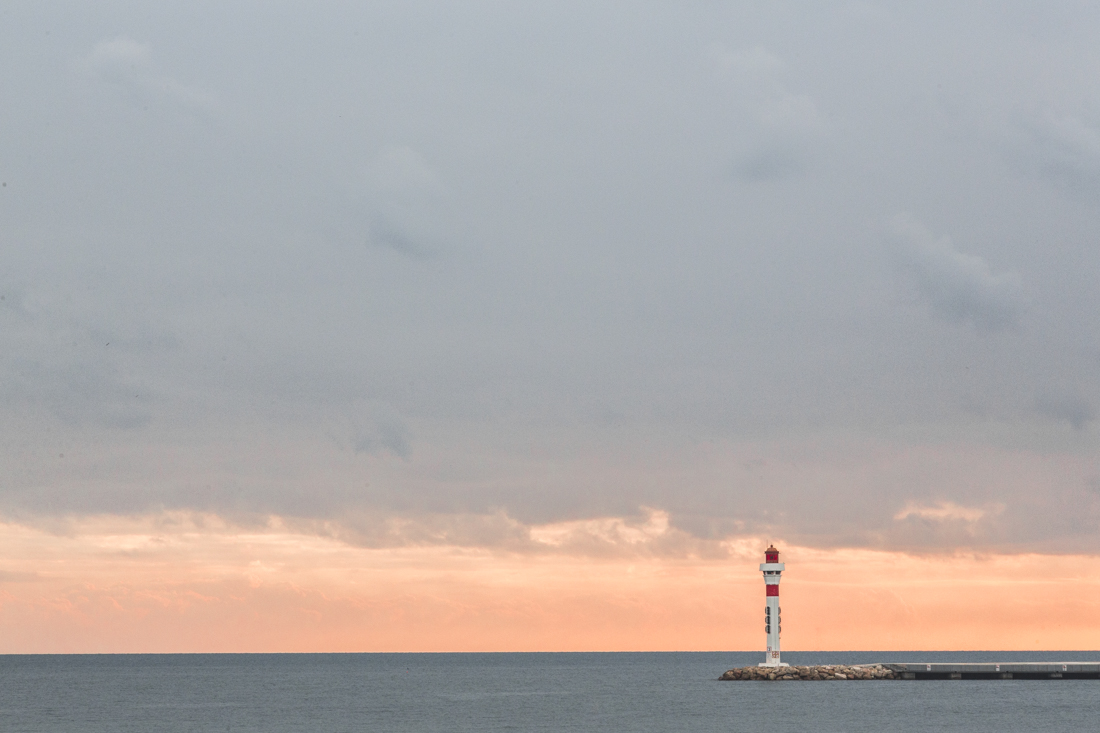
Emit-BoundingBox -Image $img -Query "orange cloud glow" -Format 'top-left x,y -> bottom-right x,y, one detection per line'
0,514 -> 1098,653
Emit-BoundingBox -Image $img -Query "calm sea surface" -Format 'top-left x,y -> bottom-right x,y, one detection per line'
1,651 -> 1098,732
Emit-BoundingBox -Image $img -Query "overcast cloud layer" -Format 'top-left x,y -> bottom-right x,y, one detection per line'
2,1 -> 1100,553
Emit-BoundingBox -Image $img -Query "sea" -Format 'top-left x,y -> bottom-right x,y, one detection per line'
1,651 -> 1098,732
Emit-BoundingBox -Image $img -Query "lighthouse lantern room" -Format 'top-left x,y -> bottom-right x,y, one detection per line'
759,545 -> 788,667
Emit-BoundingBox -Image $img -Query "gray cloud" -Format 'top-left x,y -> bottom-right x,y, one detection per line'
0,286 -> 170,430
362,146 -> 449,257
82,36 -> 214,111
351,416 -> 412,459
888,215 -> 1024,331
709,45 -> 821,181
733,148 -> 806,182
1036,393 -> 1096,430
5,361 -> 153,430
1014,113 -> 1100,194
1,1 -> 1099,555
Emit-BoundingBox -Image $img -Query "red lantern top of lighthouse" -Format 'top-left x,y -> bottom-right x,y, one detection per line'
765,545 -> 779,563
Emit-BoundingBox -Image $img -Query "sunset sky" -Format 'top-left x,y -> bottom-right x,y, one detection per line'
2,1 -> 1100,652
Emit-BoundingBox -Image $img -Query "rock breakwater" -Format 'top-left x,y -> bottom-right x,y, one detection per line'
719,664 -> 898,681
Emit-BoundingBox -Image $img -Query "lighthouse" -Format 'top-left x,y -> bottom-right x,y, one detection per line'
759,544 -> 788,667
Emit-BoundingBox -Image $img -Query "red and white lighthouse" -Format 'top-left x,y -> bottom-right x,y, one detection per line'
759,544 -> 787,667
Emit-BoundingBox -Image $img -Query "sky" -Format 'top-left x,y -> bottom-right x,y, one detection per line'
2,0 -> 1100,652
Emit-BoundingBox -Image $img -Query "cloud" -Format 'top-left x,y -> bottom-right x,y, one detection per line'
529,508 -> 676,554
708,45 -> 821,181
891,500 -> 1006,545
1014,113 -> 1100,194
888,215 -> 1024,331
4,361 -> 154,430
710,46 -> 820,134
530,509 -> 670,546
0,1 -> 1096,563
351,416 -> 412,458
362,146 -> 449,257
278,506 -> 729,559
1036,393 -> 1096,430
8,512 -> 1100,653
732,148 -> 806,182
289,510 -> 532,551
0,290 -> 167,430
0,570 -> 38,582
893,501 -> 994,523
83,36 -> 214,110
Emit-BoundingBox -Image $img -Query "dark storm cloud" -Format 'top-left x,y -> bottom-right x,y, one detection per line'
1,1 -> 1099,554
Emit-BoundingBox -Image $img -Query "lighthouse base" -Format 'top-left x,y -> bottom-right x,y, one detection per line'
758,662 -> 790,667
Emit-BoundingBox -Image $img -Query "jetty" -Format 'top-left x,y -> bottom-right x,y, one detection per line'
720,662 -> 1100,681
731,547 -> 1100,681
720,664 -> 895,681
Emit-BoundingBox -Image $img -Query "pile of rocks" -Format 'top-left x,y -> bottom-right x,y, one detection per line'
719,664 -> 898,681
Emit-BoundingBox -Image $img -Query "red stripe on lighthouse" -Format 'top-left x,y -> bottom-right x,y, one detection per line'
766,585 -> 779,596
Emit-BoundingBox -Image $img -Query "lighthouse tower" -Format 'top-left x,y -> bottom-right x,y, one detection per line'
759,544 -> 788,667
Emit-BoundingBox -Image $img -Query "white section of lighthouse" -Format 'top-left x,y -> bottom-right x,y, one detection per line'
759,544 -> 788,667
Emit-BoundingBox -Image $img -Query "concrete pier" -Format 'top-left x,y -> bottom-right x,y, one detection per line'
719,662 -> 1100,681
883,662 -> 1100,680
